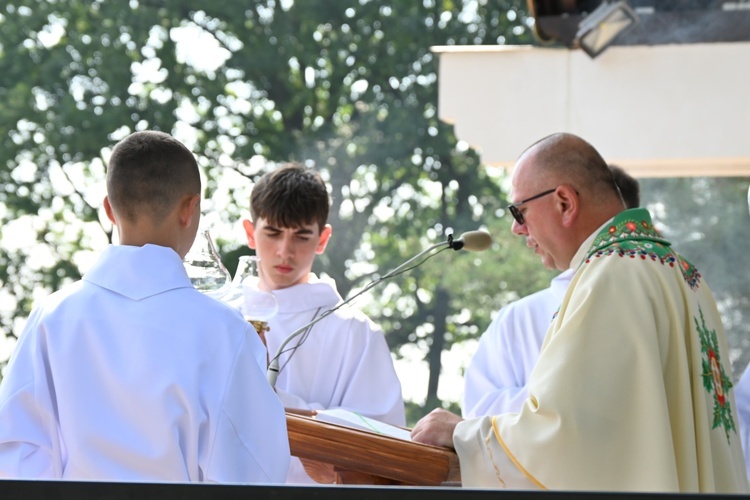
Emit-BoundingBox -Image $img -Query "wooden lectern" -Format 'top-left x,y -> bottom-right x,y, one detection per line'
286,411 -> 461,486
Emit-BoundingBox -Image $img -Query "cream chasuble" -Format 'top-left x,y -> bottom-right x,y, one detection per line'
454,208 -> 749,493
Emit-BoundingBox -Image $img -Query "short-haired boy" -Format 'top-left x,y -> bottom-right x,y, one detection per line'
0,131 -> 289,483
243,163 -> 405,483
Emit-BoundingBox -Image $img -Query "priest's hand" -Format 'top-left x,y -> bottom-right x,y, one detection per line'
410,408 -> 463,449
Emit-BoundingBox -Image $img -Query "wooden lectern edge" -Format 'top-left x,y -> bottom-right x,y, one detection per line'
285,411 -> 461,486
285,407 -> 317,417
286,412 -> 458,485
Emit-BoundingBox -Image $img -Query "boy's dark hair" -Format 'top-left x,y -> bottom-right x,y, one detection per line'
106,131 -> 200,223
250,163 -> 330,231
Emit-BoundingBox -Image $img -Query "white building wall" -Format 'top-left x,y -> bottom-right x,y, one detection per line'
433,43 -> 750,177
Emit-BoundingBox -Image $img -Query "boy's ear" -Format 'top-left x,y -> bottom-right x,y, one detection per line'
103,196 -> 117,225
316,224 -> 333,255
179,194 -> 201,228
242,219 -> 256,249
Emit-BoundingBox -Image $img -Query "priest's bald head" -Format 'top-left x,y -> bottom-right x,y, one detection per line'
508,133 -> 626,271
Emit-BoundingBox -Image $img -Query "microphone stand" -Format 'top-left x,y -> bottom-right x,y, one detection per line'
266,235 -> 460,388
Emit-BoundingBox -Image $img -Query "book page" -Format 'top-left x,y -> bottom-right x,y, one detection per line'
313,408 -> 412,441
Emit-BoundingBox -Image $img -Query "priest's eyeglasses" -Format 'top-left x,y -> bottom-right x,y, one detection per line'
508,188 -> 557,225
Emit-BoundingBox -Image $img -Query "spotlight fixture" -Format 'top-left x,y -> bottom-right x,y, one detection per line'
575,1 -> 639,58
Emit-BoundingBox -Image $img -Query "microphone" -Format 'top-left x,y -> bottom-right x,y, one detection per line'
448,230 -> 493,252
266,229 -> 493,388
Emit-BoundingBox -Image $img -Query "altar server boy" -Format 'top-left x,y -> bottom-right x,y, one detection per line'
242,163 -> 405,483
0,130 -> 290,483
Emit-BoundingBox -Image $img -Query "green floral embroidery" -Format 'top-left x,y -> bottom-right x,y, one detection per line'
696,306 -> 736,443
584,208 -> 701,290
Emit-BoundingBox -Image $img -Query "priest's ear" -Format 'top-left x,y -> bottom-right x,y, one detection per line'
556,184 -> 579,228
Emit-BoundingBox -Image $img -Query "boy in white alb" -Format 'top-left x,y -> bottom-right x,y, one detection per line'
0,131 -> 289,483
462,269 -> 574,417
242,163 -> 405,484
735,365 -> 750,480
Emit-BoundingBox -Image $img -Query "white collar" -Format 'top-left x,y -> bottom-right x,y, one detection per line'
84,244 -> 192,300
252,274 -> 342,314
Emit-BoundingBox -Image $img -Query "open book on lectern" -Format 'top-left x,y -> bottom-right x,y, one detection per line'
312,408 -> 412,441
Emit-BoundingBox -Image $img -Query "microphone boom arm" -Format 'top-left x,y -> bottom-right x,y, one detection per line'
266,229 -> 492,388
266,239 -> 450,387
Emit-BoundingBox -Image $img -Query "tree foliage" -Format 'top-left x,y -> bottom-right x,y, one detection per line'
0,0 -> 555,414
3,2 -> 747,425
